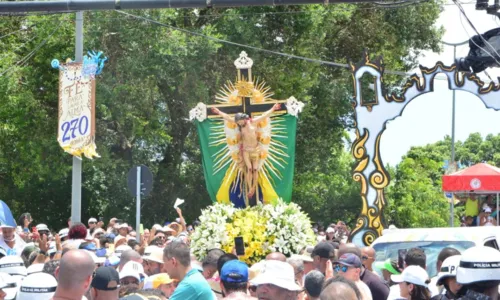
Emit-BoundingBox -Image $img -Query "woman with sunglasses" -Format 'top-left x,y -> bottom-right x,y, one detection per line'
391,265 -> 431,300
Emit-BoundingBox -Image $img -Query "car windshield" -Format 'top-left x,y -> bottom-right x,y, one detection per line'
372,241 -> 475,277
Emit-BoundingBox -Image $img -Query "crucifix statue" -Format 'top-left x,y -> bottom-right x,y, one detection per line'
190,52 -> 304,208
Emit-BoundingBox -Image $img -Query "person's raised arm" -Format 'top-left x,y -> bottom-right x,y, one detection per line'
252,103 -> 281,124
211,107 -> 234,123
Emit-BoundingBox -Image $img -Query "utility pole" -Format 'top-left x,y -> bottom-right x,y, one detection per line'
71,11 -> 83,224
442,39 -> 468,227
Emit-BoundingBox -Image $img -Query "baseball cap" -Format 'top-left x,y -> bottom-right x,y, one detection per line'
221,260 -> 249,283
457,246 -> 500,284
152,273 -> 174,288
0,255 -> 27,276
36,224 -> 49,232
17,272 -> 57,300
250,260 -> 301,292
436,255 -> 461,286
374,258 -> 401,275
80,243 -> 97,251
58,228 -> 69,239
26,263 -> 44,275
311,242 -> 335,259
0,272 -> 18,300
91,266 -> 119,291
119,261 -> 147,282
483,207 -> 492,213
88,218 -> 97,223
142,247 -> 163,264
391,265 -> 429,288
326,227 -> 335,234
337,253 -> 362,268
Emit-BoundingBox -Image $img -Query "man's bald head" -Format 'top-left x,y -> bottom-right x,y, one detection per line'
120,249 -> 142,270
266,252 -> 287,262
362,247 -> 375,256
338,243 -> 361,258
57,250 -> 95,289
321,277 -> 361,300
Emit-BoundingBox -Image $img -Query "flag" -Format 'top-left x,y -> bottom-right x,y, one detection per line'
196,114 -> 297,207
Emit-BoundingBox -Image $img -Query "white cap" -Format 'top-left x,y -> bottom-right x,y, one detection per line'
0,224 -> 15,229
58,228 -> 69,239
0,256 -> 27,276
119,261 -> 147,281
118,223 -> 129,230
152,224 -> 163,231
114,245 -> 132,258
92,228 -> 105,238
0,273 -> 18,300
483,207 -> 492,213
88,218 -> 97,223
143,247 -> 163,264
391,265 -> 429,288
326,227 -> 335,234
436,255 -> 461,286
17,272 -> 57,300
250,260 -> 301,292
35,224 -> 49,232
457,246 -> 500,284
26,263 -> 44,275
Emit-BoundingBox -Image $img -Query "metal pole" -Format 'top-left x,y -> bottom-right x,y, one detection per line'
71,11 -> 83,224
0,0 -> 380,13
136,166 -> 141,243
442,39 -> 467,227
449,45 -> 457,227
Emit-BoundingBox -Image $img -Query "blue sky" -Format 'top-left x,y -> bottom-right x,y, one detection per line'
378,1 -> 500,166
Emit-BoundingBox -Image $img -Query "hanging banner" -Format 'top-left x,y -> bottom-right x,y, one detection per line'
57,62 -> 98,159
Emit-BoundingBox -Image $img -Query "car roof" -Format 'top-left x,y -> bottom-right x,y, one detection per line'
372,227 -> 500,246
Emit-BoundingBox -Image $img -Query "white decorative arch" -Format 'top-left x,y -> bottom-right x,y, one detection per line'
349,52 -> 500,246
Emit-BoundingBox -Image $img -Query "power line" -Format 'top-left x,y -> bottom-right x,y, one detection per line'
115,10 -> 414,76
453,0 -> 500,66
0,18 -> 66,77
0,27 -> 27,41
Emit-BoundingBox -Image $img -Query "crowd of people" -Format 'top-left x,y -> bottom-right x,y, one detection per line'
0,209 -> 498,300
459,194 -> 499,227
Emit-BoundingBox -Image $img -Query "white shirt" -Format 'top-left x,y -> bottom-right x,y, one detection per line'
356,280 -> 373,300
0,234 -> 26,256
387,285 -> 405,300
386,280 -> 440,300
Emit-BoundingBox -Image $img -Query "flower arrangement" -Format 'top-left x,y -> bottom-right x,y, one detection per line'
191,200 -> 316,265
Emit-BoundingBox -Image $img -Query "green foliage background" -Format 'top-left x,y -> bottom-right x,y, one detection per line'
0,3 -> 446,229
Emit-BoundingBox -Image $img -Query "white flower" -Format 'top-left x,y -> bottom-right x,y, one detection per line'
189,102 -> 207,122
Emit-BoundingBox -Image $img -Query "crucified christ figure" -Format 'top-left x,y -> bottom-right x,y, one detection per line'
211,103 -> 281,199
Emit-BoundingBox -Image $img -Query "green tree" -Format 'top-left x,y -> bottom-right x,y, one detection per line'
0,2 -> 443,229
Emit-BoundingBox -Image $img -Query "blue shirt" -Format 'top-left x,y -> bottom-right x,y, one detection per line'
169,268 -> 215,300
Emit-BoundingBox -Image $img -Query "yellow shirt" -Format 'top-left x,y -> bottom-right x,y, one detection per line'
465,198 -> 479,217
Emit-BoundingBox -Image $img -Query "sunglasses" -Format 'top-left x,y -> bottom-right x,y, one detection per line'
249,286 -> 257,293
120,279 -> 139,285
361,256 -> 372,261
334,265 -> 349,273
89,222 -> 96,224
157,236 -> 166,240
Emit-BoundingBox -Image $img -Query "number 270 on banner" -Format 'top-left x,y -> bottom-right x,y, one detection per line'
57,63 -> 99,159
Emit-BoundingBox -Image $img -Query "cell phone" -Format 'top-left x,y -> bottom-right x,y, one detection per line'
99,217 -> 104,222
115,219 -> 122,224
234,237 -> 245,256
398,249 -> 407,270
